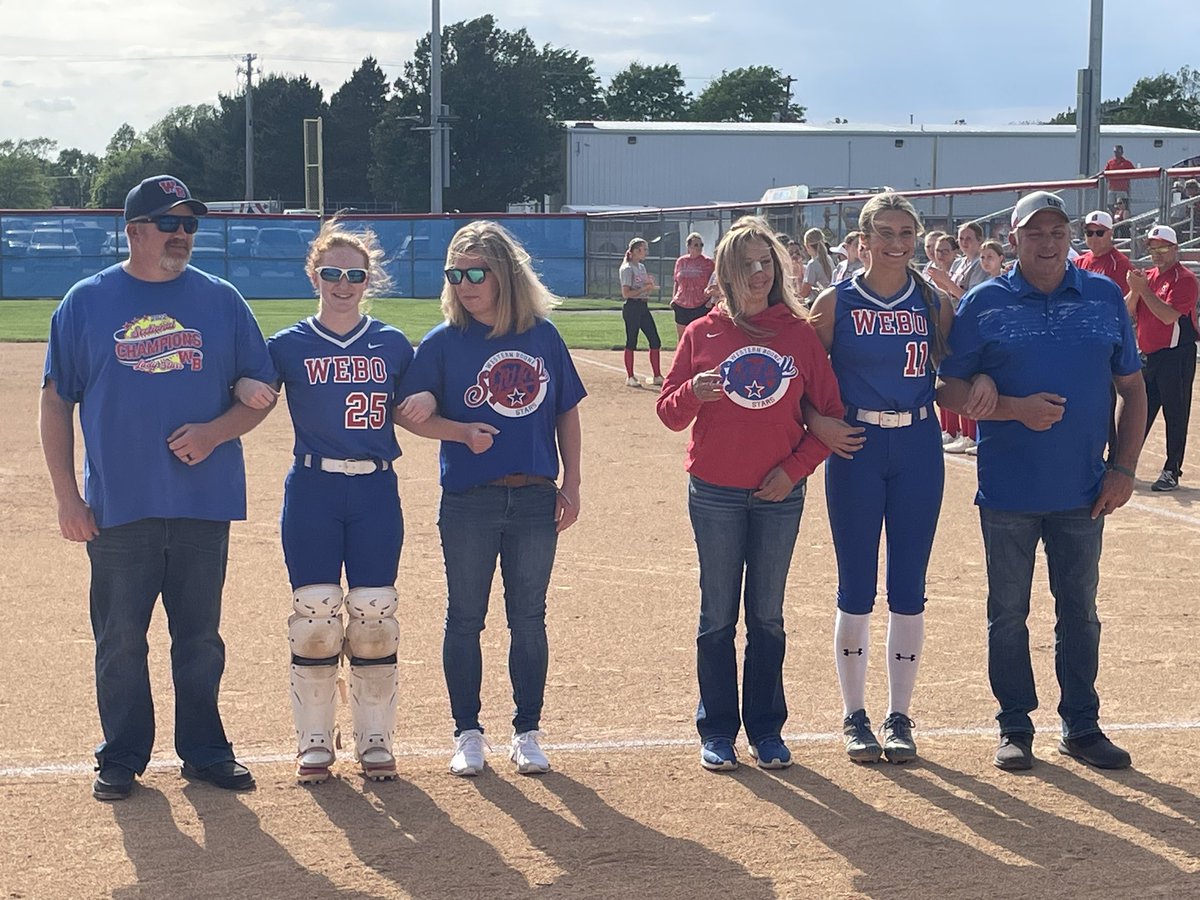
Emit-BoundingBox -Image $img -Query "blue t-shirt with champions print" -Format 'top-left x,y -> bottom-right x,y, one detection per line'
43,264 -> 276,528
399,317 -> 587,493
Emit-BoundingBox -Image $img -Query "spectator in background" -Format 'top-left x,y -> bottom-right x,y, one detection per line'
1103,144 -> 1136,206
672,232 -> 716,340
922,231 -> 946,280
1126,224 -> 1198,493
831,231 -> 864,284
928,222 -> 987,302
619,238 -> 664,387
799,227 -> 836,304
979,240 -> 1007,279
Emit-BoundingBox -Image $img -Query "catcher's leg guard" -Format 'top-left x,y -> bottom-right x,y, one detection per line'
289,584 -> 344,783
345,587 -> 400,780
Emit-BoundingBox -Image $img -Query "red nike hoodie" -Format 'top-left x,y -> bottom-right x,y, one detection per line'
657,303 -> 842,489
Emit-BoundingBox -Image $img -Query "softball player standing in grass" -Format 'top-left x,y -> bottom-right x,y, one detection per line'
657,216 -> 843,772
808,193 -> 993,764
620,238 -> 664,386
396,220 -> 585,778
235,220 -> 413,784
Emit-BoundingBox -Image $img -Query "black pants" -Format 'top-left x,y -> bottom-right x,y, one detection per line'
623,300 -> 661,350
1143,342 -> 1197,478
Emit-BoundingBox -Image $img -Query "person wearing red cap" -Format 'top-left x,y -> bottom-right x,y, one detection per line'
39,174 -> 276,800
1126,224 -> 1199,492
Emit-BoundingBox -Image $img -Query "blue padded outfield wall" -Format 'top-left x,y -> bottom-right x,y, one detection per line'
0,212 -> 587,300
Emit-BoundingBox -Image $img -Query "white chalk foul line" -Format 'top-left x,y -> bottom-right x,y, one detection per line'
5,719 -> 1200,780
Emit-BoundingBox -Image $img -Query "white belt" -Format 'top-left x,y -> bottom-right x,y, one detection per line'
854,407 -> 930,429
301,454 -> 389,476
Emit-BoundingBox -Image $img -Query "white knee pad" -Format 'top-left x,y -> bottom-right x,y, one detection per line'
344,587 -> 400,662
289,584 -> 344,662
290,663 -> 339,762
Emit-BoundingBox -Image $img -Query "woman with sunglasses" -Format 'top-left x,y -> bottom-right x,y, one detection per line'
671,232 -> 716,340
619,238 -> 664,386
233,219 -> 413,785
657,216 -> 842,772
396,220 -> 585,778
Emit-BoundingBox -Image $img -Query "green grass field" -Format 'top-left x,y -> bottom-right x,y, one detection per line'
0,298 -> 680,350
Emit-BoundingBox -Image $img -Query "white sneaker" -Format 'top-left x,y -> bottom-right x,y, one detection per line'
965,441 -> 978,456
510,730 -> 551,774
650,375 -> 664,386
941,431 -> 954,445
625,376 -> 641,387
945,435 -> 975,454
449,729 -> 487,776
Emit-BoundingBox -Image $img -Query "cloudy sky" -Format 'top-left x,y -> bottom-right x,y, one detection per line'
2,0 -> 1196,156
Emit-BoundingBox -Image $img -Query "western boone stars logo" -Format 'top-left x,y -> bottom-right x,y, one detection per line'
113,314 -> 204,374
719,345 -> 797,409
463,350 -> 549,418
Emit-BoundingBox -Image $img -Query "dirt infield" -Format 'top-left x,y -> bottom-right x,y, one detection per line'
2,341 -> 1199,899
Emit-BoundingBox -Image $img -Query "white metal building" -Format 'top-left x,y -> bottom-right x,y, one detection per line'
562,121 -> 1200,209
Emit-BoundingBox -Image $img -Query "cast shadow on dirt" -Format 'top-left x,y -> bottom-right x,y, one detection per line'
874,759 -> 1195,895
308,772 -> 532,896
111,782 -> 376,900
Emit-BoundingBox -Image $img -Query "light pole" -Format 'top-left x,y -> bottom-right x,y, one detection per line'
1077,0 -> 1103,178
430,0 -> 443,213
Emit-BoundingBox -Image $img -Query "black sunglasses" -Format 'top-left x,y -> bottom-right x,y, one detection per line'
1084,229 -> 1108,237
135,215 -> 200,234
317,266 -> 368,284
445,267 -> 489,285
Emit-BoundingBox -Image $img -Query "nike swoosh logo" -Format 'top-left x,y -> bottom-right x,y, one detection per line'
706,332 -> 721,338
367,342 -> 383,349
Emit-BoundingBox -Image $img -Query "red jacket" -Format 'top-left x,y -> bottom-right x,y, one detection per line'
657,303 -> 842,489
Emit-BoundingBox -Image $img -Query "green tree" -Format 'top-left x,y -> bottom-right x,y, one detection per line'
325,57 -> 391,206
0,139 -> 53,208
49,147 -> 102,207
1046,66 -> 1200,129
604,62 -> 690,121
372,15 -> 599,212
690,66 -> 805,123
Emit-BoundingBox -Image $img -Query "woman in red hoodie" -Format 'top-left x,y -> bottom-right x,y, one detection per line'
657,216 -> 843,772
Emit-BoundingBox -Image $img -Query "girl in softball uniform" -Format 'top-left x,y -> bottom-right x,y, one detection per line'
619,238 -> 663,386
397,220 -> 585,778
657,216 -> 843,772
808,193 -> 993,764
235,220 -> 413,784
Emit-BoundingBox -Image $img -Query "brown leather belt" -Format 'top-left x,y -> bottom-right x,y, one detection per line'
488,474 -> 556,488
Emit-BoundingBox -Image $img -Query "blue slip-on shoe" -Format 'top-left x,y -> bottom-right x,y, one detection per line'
700,738 -> 738,771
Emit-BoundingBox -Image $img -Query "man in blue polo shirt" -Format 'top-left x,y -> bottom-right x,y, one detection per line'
938,191 -> 1146,772
40,175 -> 277,800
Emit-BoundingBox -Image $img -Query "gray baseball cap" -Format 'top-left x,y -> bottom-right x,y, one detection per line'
1010,191 -> 1069,229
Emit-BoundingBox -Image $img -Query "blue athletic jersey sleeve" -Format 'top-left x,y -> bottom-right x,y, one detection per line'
269,316 -> 413,462
830,272 -> 939,411
939,265 -> 1140,511
400,317 -> 587,492
42,264 -> 275,528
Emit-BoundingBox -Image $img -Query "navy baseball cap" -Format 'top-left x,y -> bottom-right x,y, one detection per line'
124,175 -> 208,221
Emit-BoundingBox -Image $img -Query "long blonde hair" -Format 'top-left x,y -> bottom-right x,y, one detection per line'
713,216 -> 807,339
441,220 -> 559,337
803,227 -> 834,283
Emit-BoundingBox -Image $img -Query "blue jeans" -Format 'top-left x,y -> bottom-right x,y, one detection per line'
687,475 -> 806,744
979,506 -> 1104,740
86,518 -> 235,774
438,484 -> 559,736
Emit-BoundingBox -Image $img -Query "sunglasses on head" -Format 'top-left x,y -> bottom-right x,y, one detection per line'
135,215 -> 200,234
317,266 -> 368,284
444,267 -> 489,285
1084,228 -> 1108,237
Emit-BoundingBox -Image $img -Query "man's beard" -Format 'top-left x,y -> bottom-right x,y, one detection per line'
160,246 -> 191,274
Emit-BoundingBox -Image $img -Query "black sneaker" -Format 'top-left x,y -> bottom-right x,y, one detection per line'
181,759 -> 256,791
1058,732 -> 1131,769
93,764 -> 135,801
993,733 -> 1034,771
842,709 -> 882,763
881,713 -> 917,764
1151,470 -> 1179,492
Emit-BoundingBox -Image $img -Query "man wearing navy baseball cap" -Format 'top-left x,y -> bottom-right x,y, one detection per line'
938,190 -> 1147,773
1127,223 -> 1198,492
39,174 -> 276,800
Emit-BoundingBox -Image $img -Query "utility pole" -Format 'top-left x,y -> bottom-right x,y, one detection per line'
240,53 -> 258,200
429,1 -> 443,213
782,75 -> 796,122
1077,0 -> 1103,178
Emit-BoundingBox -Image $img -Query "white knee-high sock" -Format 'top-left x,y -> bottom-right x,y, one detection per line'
834,610 -> 871,717
886,611 -> 925,717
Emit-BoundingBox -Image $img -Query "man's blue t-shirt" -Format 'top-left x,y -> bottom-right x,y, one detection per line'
399,317 -> 587,493
43,264 -> 276,528
939,264 -> 1141,512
